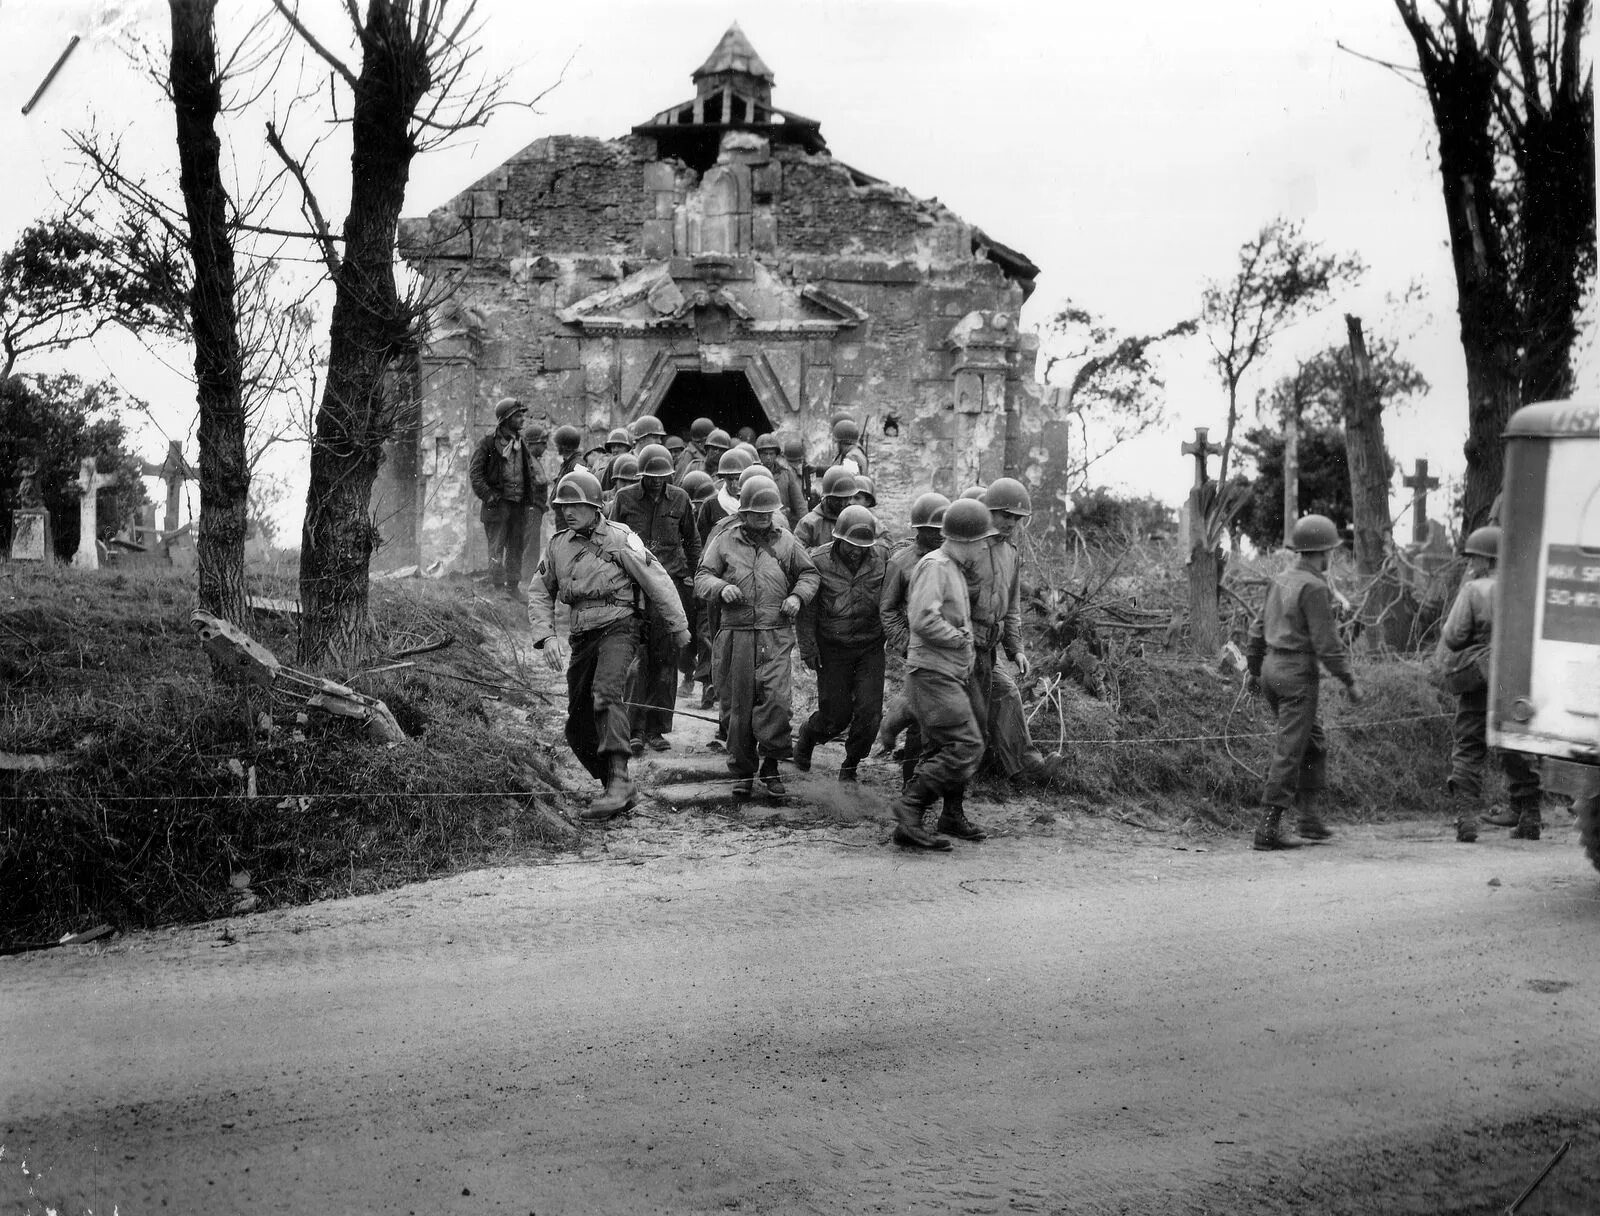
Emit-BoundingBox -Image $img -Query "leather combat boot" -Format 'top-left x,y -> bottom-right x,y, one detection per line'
1483,803 -> 1521,827
893,797 -> 951,851
759,756 -> 786,797
1455,801 -> 1479,843
584,757 -> 638,821
793,725 -> 816,773
1252,805 -> 1302,851
699,686 -> 717,710
731,775 -> 755,798
1511,798 -> 1542,840
838,760 -> 859,783
936,790 -> 987,841
1294,791 -> 1333,842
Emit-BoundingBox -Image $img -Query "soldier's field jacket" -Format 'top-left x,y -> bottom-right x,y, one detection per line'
695,524 -> 819,632
1245,562 -> 1354,684
527,520 -> 688,645
906,548 -> 975,679
797,542 -> 887,663
880,538 -> 937,657
973,535 -> 1023,659
608,482 -> 700,581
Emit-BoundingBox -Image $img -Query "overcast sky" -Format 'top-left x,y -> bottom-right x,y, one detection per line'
2,0 -> 1593,529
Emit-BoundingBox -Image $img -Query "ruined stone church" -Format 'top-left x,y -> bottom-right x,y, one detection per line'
382,24 -> 1054,570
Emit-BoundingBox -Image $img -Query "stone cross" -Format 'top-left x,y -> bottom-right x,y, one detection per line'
1181,426 -> 1222,488
72,457 -> 119,570
139,440 -> 194,536
1402,458 -> 1440,545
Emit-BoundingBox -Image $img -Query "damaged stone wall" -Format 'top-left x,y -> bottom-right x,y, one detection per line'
384,129 -> 1044,571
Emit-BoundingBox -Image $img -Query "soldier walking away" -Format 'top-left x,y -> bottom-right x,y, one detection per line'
1438,526 -> 1543,841
519,421 -> 551,581
469,397 -> 539,599
757,432 -> 808,528
898,498 -> 997,849
695,477 -> 819,798
829,417 -> 870,476
609,444 -> 700,752
796,505 -> 888,782
528,471 -> 691,820
879,492 -> 951,780
795,467 -> 858,550
978,478 -> 1047,781
1244,514 -> 1364,850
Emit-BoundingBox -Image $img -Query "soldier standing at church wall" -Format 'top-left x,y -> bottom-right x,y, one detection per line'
468,397 -> 539,600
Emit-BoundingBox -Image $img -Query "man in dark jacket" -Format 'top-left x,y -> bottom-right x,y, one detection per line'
469,397 -> 540,599
796,506 -> 888,781
609,444 -> 700,751
757,433 -> 808,529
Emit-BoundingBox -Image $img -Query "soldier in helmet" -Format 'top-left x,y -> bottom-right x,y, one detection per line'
795,505 -> 888,782
878,492 -> 951,779
528,471 -> 691,820
1244,514 -> 1365,850
794,467 -> 858,550
690,449 -> 755,717
553,425 -> 585,482
468,397 -> 539,599
897,498 -> 998,850
518,420 -> 552,580
676,417 -> 717,482
695,477 -> 819,798
702,427 -> 733,475
975,478 -> 1047,782
629,414 -> 668,451
678,470 -> 717,699
829,417 -> 870,476
1439,525 -> 1542,842
782,435 -> 815,509
609,444 -> 700,752
598,427 -> 633,492
757,432 -> 808,528
603,453 -> 640,510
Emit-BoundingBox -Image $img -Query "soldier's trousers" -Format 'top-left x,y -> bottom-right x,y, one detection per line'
904,666 -> 985,808
1449,687 -> 1542,804
974,650 -> 1043,778
680,585 -> 701,680
715,626 -> 795,777
1260,651 -> 1327,808
566,619 -> 639,782
803,641 -> 885,765
696,596 -> 721,687
627,582 -> 685,737
482,502 -> 529,588
518,506 -> 546,584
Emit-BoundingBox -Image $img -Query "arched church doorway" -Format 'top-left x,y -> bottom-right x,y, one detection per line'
655,370 -> 773,443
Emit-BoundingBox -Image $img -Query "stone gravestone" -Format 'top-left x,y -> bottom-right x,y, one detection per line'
72,456 -> 119,571
9,509 -> 50,560
9,464 -> 50,561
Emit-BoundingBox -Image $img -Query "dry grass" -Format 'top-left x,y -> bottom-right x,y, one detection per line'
0,562 -> 574,951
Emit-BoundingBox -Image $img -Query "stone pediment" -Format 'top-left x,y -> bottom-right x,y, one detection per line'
557,259 -> 865,335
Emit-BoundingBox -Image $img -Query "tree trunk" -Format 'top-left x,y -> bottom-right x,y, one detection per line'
1186,485 -> 1223,655
169,0 -> 247,625
1281,407 -> 1299,548
1343,316 -> 1407,650
296,1 -> 430,667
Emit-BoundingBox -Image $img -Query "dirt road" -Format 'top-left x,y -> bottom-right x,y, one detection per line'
5,791 -> 1598,1215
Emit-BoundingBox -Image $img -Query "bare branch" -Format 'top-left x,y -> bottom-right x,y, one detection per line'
264,120 -> 341,280
269,0 -> 359,91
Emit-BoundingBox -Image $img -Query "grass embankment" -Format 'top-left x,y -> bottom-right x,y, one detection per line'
1025,655 -> 1456,829
0,563 -> 573,951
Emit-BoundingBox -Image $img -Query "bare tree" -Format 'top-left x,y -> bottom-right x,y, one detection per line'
168,0 -> 250,624
1039,302 -> 1196,492
1202,218 -> 1364,483
1386,0 -> 1594,533
268,0 -> 512,665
